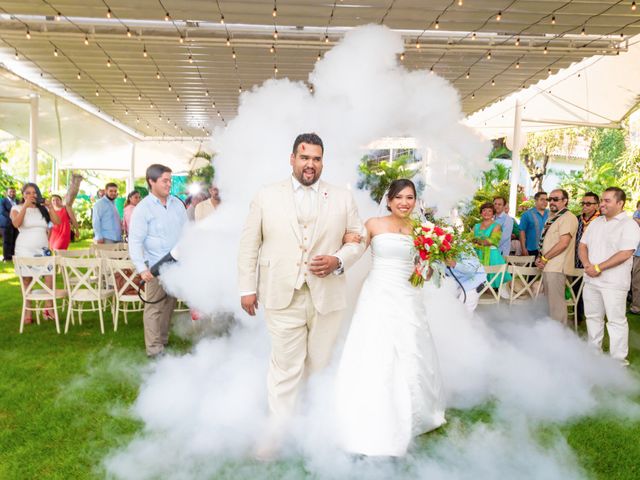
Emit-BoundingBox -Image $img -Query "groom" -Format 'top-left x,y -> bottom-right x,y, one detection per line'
238,133 -> 365,428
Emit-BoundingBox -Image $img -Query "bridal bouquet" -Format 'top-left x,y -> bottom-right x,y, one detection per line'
409,218 -> 473,288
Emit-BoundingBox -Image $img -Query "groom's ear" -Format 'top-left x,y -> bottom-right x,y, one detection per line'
289,152 -> 295,166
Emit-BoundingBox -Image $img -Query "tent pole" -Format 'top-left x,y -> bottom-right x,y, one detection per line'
128,143 -> 136,193
509,99 -> 522,216
29,94 -> 39,184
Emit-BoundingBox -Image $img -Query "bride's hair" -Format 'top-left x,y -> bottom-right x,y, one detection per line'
386,179 -> 416,212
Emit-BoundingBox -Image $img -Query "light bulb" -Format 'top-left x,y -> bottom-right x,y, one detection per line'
496,11 -> 502,21
53,48 -> 58,57
106,9 -> 112,18
26,29 -> 31,40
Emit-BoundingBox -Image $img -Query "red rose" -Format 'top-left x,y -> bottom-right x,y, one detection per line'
424,237 -> 434,247
419,249 -> 428,260
441,241 -> 451,252
414,238 -> 422,247
433,226 -> 445,236
445,233 -> 453,242
422,226 -> 431,233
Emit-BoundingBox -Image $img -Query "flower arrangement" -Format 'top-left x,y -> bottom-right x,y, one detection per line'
409,217 -> 474,288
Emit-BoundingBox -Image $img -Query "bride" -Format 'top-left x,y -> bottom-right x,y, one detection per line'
335,178 -> 446,457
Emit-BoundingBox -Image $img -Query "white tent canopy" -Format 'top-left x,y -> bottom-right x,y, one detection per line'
466,34 -> 640,147
0,68 -> 209,181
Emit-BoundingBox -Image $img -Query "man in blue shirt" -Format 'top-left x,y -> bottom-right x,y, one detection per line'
518,191 -> 549,258
92,182 -> 122,243
445,254 -> 487,312
129,164 -> 187,358
631,201 -> 640,314
493,196 -> 513,258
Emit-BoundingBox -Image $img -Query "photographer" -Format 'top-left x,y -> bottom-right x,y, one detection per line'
128,164 -> 187,358
10,183 -> 60,323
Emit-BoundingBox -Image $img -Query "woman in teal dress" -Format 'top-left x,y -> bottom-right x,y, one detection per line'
472,202 -> 511,288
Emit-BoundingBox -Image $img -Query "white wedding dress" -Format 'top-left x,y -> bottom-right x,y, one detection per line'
335,233 -> 446,457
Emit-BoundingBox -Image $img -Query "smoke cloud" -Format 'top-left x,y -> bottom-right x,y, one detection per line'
103,25 -> 639,479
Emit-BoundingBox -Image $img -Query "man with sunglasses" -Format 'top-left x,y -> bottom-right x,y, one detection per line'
579,187 -> 640,366
535,189 -> 578,326
574,193 -> 600,269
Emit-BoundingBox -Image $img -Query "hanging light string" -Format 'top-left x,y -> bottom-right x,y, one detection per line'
0,5 -> 32,37
414,0 -> 457,49
0,36 -> 169,137
379,0 -> 398,25
272,0 -> 279,77
322,1 -> 338,47
215,0 -> 243,94
39,0 -> 201,136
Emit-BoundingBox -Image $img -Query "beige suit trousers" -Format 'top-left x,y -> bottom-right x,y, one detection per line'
265,284 -> 343,420
542,271 -> 569,326
143,277 -> 177,356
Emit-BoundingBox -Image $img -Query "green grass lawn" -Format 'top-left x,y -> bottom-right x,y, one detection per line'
0,241 -> 639,479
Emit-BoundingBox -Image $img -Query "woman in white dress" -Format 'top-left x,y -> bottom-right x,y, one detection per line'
335,179 -> 446,457
10,183 -> 60,323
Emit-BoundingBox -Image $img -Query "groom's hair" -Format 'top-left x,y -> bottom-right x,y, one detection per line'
292,133 -> 324,155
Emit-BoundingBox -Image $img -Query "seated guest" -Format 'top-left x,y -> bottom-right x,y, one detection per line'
472,202 -> 511,288
444,254 -> 487,312
519,191 -> 549,257
49,194 -> 79,251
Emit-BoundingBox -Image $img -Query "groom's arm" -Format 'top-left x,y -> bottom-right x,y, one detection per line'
237,190 -> 264,296
333,191 -> 366,271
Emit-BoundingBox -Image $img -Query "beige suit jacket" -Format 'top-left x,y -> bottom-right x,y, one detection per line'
238,178 -> 365,314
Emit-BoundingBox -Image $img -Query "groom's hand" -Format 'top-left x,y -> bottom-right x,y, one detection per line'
309,255 -> 339,278
241,294 -> 258,316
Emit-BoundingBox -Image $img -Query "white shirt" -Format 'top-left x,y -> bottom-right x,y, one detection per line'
291,175 -> 319,210
580,212 -> 640,290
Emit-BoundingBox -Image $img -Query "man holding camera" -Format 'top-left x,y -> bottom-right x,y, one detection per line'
129,164 -> 187,358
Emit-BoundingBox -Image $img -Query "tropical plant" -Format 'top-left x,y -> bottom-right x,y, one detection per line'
0,151 -> 21,193
357,152 -> 418,203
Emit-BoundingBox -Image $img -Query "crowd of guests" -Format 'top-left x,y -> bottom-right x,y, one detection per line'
471,188 -> 640,366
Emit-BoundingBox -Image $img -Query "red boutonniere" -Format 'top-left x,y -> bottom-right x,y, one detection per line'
321,190 -> 329,201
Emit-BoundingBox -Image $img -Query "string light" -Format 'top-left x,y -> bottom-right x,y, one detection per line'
491,78 -> 496,86
273,6 -> 277,17
325,35 -> 329,43
274,64 -> 278,74
126,28 -> 132,38
486,51 -> 492,60
176,95 -> 180,101
164,12 -> 170,21
53,48 -> 58,57
227,37 -> 231,46
515,37 -> 520,46
14,50 -> 18,60
317,52 -> 321,61
84,35 -> 89,45
26,29 -> 31,40
581,26 -> 586,35
106,8 -> 112,18
466,71 -> 470,79
232,49 -> 236,59
168,84 -> 172,91
416,41 -> 421,49
496,11 -> 502,21
77,72 -> 81,80
220,14 -> 225,24
205,90 -> 209,97
551,15 -> 556,24
55,12 -> 61,21
633,1 -> 637,11
400,52 -> 405,61
548,68 -> 552,74
239,86 -> 242,93
515,61 -> 520,68
95,89 -> 99,96
107,58 -> 111,67
458,0 -> 463,5
435,20 -> 439,29
544,46 -> 548,54
471,92 -> 475,99
138,94 -> 142,100
189,54 -> 193,63
179,36 -> 184,43
472,32 -> 476,40
273,29 -> 278,40
270,44 -> 275,53
123,74 -> 127,83
156,71 -> 160,79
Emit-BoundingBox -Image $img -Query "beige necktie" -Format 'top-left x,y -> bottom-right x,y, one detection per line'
299,186 -> 313,223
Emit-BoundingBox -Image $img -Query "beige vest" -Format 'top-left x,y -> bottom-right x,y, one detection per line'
294,187 -> 318,289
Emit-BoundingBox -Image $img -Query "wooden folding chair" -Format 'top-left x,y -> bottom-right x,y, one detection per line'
565,268 -> 585,331
90,242 -> 125,256
107,259 -> 144,331
508,265 -> 542,304
14,257 -> 66,333
506,255 -> 536,267
60,257 -> 114,334
54,248 -> 92,259
477,264 -> 507,305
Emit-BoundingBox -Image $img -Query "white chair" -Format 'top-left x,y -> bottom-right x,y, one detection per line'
477,264 -> 507,305
54,248 -> 93,259
14,257 -> 66,334
60,257 -> 114,334
95,249 -> 129,260
508,265 -> 542,304
107,259 -> 144,331
506,255 -> 536,267
565,268 -> 585,331
175,300 -> 191,313
90,242 -> 127,256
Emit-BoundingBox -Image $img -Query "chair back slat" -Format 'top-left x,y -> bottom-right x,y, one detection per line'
477,264 -> 506,304
508,265 -> 542,303
54,248 -> 92,259
506,255 -> 536,267
60,257 -> 104,299
107,259 -> 143,298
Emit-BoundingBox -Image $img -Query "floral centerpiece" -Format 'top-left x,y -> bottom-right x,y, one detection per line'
409,217 -> 474,288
